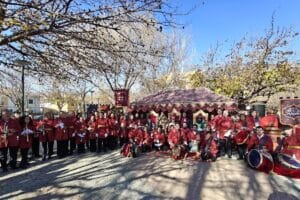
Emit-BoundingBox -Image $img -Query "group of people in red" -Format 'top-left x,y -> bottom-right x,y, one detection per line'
0,108 -> 299,179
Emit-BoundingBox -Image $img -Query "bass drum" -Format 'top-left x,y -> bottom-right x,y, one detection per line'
234,130 -> 249,145
247,149 -> 274,173
277,153 -> 300,169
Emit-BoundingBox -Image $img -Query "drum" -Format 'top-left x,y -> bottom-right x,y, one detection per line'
247,149 -> 274,173
277,153 -> 300,169
121,143 -> 131,157
234,130 -> 249,145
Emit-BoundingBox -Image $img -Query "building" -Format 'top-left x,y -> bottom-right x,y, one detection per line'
0,94 -> 41,114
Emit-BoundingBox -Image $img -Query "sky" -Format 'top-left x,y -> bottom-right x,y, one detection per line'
172,0 -> 300,64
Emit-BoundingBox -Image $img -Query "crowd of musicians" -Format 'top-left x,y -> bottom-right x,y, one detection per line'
0,108 -> 292,174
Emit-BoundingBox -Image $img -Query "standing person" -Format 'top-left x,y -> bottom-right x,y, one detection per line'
153,126 -> 165,151
37,113 -> 55,161
31,117 -> 41,159
167,124 -> 180,150
200,130 -> 218,162
75,117 -> 87,153
67,111 -> 77,155
55,112 -> 68,158
97,112 -> 109,152
108,113 -> 119,150
2,111 -> 21,169
142,126 -> 153,152
19,116 -> 34,169
0,111 -> 10,172
246,110 -> 260,131
181,122 -> 192,151
234,114 -> 249,160
119,115 -> 128,147
217,110 -> 234,158
195,115 -> 206,133
185,124 -> 201,159
87,115 -> 97,152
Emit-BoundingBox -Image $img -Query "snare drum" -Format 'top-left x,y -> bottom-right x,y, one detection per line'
277,153 -> 300,169
247,149 -> 274,173
234,130 -> 249,145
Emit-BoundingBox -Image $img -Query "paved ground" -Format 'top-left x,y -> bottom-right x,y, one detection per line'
0,151 -> 299,200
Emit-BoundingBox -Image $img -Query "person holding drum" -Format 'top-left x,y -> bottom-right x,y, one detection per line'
234,114 -> 250,160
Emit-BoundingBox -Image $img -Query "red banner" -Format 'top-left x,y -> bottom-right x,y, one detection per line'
280,99 -> 300,126
114,89 -> 129,107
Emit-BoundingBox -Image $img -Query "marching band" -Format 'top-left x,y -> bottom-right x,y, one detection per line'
0,109 -> 299,179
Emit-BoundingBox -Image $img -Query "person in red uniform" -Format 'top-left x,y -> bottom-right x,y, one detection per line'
75,117 -> 87,153
127,124 -> 143,157
119,115 -> 128,147
55,112 -> 68,158
167,124 -> 180,149
66,111 -> 77,155
97,112 -> 109,152
153,126 -> 165,151
217,110 -> 234,158
186,124 -> 201,158
234,114 -> 249,160
211,109 -> 223,131
87,115 -> 97,152
181,122 -> 192,150
0,111 -> 11,172
247,126 -> 273,153
246,110 -> 260,131
259,110 -> 279,129
108,113 -> 119,150
37,113 -> 55,160
2,111 -> 21,169
142,126 -> 152,152
200,130 -> 218,162
19,115 -> 34,168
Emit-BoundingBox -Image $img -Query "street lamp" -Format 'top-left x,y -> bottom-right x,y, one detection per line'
13,59 -> 31,116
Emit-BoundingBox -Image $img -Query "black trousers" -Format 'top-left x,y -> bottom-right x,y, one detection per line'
9,146 -> 18,169
32,137 -> 40,157
237,143 -> 247,159
225,138 -> 232,158
0,147 -> 8,172
20,148 -> 29,168
77,143 -> 85,153
201,151 -> 217,162
97,138 -> 108,152
119,137 -> 128,148
89,139 -> 97,152
69,137 -> 76,155
42,141 -> 54,159
62,139 -> 69,157
57,140 -> 63,158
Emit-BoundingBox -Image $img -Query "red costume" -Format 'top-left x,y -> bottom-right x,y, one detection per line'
108,117 -> 119,137
87,120 -> 97,140
75,121 -> 87,144
143,131 -> 153,146
181,128 -> 192,144
1,119 -> 21,147
259,114 -> 279,129
37,119 -> 55,143
119,119 -> 128,139
168,129 -> 180,147
247,134 -> 273,153
128,128 -> 144,145
19,124 -> 34,149
153,130 -> 165,144
200,133 -> 218,158
217,116 -> 234,139
54,118 -> 68,141
97,118 -> 109,138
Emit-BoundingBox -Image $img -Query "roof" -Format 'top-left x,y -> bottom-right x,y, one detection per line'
130,88 -> 237,112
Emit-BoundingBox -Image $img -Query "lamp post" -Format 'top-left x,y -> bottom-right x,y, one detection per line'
14,59 -> 31,116
90,90 -> 95,104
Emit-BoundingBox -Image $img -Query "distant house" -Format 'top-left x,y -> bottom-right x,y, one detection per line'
0,94 -> 41,114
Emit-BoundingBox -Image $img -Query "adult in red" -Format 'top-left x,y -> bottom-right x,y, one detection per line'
66,111 -> 77,155
259,110 -> 279,129
246,110 -> 260,131
87,115 -> 97,152
19,115 -> 34,168
247,126 -> 273,153
142,127 -> 152,152
0,110 -> 10,172
97,112 -> 109,152
128,124 -> 143,157
167,124 -> 180,149
181,122 -> 192,150
108,113 -> 119,150
234,114 -> 249,160
55,112 -> 68,158
37,113 -> 55,160
119,115 -> 128,147
153,126 -> 165,151
186,124 -> 201,158
1,111 -> 21,169
217,110 -> 234,158
200,130 -> 218,162
75,117 -> 87,153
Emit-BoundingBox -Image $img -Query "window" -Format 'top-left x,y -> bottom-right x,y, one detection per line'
28,99 -> 34,104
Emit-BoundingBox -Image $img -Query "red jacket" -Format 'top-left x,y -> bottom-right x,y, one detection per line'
200,133 -> 218,157
87,121 -> 97,140
19,124 -> 34,149
37,119 -> 55,142
259,114 -> 279,129
65,116 -> 77,138
0,119 -> 21,147
187,131 -> 200,143
55,118 -> 68,141
75,121 -> 87,144
97,118 -> 109,138
108,118 -> 119,136
143,131 -> 153,145
153,131 -> 165,144
247,134 -> 273,153
128,129 -> 144,145
181,128 -> 192,143
217,116 -> 234,139
168,129 -> 180,145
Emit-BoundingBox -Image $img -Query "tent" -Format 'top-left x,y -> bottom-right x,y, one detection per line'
130,88 -> 237,112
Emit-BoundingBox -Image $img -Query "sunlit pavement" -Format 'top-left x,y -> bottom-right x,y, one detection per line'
0,151 -> 299,200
